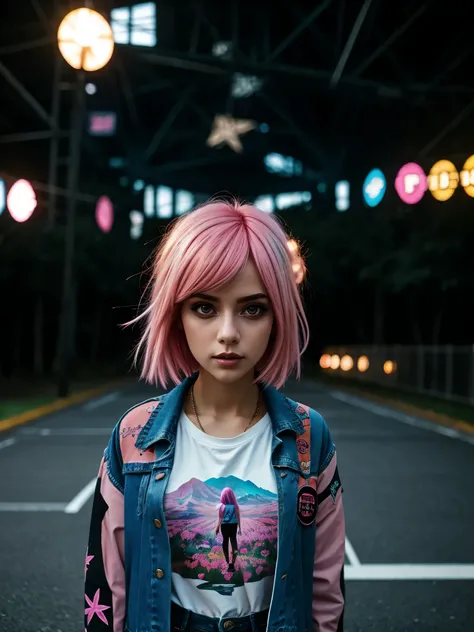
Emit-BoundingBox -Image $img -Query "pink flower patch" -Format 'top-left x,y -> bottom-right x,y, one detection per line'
256,566 -> 264,575
240,548 -> 248,554
261,549 -> 270,557
224,573 -> 233,581
198,573 -> 205,579
243,571 -> 252,582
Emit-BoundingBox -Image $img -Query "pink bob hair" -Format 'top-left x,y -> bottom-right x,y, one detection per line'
126,199 -> 309,389
218,487 -> 240,520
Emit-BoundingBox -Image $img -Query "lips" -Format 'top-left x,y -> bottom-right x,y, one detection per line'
213,353 -> 243,359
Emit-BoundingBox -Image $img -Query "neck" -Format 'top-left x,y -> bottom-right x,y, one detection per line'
191,369 -> 260,421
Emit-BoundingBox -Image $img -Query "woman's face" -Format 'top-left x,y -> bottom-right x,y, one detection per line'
180,260 -> 274,384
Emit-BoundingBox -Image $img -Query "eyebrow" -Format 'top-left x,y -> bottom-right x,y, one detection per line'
190,293 -> 269,304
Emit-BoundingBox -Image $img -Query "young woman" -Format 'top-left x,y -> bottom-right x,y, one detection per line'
84,200 -> 345,632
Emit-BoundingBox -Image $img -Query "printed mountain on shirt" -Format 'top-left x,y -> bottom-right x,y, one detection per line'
165,475 -> 277,595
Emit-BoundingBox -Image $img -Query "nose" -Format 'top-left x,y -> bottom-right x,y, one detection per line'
217,311 -> 240,345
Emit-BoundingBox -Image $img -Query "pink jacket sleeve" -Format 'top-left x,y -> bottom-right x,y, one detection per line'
312,451 -> 345,632
84,457 -> 125,632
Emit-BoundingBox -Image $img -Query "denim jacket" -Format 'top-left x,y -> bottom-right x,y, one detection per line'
84,373 -> 345,632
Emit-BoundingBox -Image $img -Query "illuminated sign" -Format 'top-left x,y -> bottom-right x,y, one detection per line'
95,195 -> 114,233
428,159 -> 459,201
0,178 -> 5,215
363,168 -> 386,207
460,154 -> 474,198
7,179 -> 37,222
394,162 -> 427,204
335,180 -> 350,211
88,112 -> 117,136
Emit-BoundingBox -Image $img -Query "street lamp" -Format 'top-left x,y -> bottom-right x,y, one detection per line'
56,7 -> 114,397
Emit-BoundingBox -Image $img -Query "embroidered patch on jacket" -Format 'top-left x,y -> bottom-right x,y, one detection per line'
296,438 -> 309,454
297,485 -> 318,526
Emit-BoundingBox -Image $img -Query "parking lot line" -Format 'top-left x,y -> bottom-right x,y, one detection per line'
345,537 -> 361,566
83,392 -> 120,411
0,502 -> 67,511
345,564 -> 474,580
64,478 -> 97,514
330,391 -> 474,445
0,437 -> 17,450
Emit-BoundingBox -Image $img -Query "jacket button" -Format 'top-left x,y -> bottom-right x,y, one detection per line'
153,518 -> 162,529
155,472 -> 166,481
281,573 -> 287,580
155,568 -> 164,579
280,472 -> 287,478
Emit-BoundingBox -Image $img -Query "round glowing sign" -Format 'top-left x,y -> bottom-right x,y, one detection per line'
460,154 -> 474,198
363,168 -> 386,207
394,162 -> 427,204
7,179 -> 37,222
428,159 -> 459,201
96,195 -> 114,233
0,178 -> 5,215
58,8 -> 114,72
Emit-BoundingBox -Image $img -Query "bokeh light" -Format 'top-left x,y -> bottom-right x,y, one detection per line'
357,355 -> 370,372
384,360 -> 397,375
320,354 -> 331,369
7,179 -> 37,222
96,195 -> 114,233
330,354 -> 340,370
340,355 -> 354,371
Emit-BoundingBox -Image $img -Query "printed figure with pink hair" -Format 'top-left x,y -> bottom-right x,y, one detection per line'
215,487 -> 242,573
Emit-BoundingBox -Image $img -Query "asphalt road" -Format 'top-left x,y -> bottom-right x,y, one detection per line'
0,377 -> 473,632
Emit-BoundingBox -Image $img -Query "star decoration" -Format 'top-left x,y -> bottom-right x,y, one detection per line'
85,554 -> 94,575
206,114 -> 256,153
85,588 -> 110,625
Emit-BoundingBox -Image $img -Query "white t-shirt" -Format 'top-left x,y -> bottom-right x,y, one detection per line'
164,410 -> 278,618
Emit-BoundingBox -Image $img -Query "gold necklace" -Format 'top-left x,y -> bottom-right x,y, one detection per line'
190,385 -> 260,434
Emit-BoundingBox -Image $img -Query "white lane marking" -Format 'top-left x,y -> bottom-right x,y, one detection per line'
330,391 -> 474,446
0,437 -> 17,450
83,392 -> 119,411
64,478 -> 97,514
345,537 -> 361,566
19,427 -> 112,436
0,502 -> 67,511
345,564 -> 474,580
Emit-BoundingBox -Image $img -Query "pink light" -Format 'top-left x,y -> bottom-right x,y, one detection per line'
395,162 -> 427,204
7,179 -> 37,222
95,195 -> 114,233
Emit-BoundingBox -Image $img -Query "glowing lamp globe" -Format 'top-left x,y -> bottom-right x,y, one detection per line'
7,179 -> 37,223
58,8 -> 114,71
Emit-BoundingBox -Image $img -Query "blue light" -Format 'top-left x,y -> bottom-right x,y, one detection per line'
0,179 -> 5,215
363,168 -> 386,207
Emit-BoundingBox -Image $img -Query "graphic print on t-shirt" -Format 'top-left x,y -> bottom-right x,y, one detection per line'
165,475 -> 277,596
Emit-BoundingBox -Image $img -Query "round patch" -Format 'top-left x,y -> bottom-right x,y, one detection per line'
296,438 -> 309,454
297,485 -> 318,526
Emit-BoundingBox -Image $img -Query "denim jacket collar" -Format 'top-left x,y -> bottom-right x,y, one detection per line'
135,371 -> 305,451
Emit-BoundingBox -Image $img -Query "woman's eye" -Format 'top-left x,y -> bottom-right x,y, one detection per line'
244,304 -> 267,317
193,303 -> 214,316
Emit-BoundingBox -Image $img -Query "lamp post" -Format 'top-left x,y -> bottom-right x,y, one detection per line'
56,7 -> 114,397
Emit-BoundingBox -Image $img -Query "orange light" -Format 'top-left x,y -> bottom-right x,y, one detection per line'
357,356 -> 369,372
384,360 -> 397,375
428,159 -> 459,201
320,354 -> 331,369
330,355 -> 340,370
340,355 -> 353,371
58,8 -> 114,71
